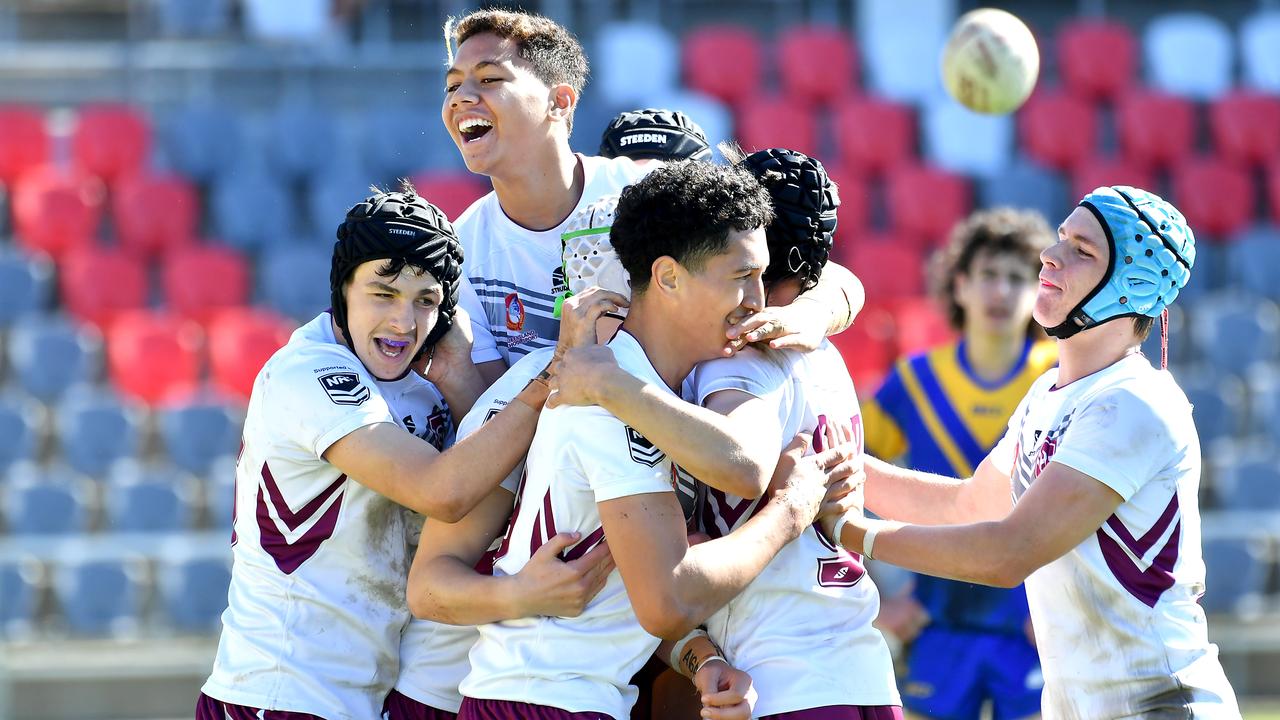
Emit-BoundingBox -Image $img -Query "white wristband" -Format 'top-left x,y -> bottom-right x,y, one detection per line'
831,514 -> 853,550
695,654 -> 728,674
862,524 -> 880,561
669,627 -> 709,673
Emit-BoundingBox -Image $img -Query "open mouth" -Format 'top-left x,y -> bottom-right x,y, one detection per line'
376,338 -> 410,359
458,118 -> 493,143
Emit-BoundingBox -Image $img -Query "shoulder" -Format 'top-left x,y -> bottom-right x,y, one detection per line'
583,154 -> 650,192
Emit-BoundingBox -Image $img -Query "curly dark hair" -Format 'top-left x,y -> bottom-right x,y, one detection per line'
611,160 -> 774,293
930,207 -> 1053,336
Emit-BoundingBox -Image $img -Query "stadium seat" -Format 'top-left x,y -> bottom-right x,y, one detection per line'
1070,156 -> 1156,205
1056,20 -> 1137,103
1249,367 -> 1280,445
361,104 -> 462,181
832,97 -> 915,175
890,296 -> 956,357
1200,537 -> 1269,615
1138,303 -> 1191,367
56,388 -> 145,476
11,166 -> 106,260
154,0 -> 231,37
54,557 -> 144,637
104,460 -> 198,532
206,308 -> 295,402
1180,372 -> 1248,446
978,157 -> 1066,223
886,165 -> 971,248
844,234 -> 926,300
0,391 -> 43,473
827,302 -> 897,394
921,97 -> 1013,177
106,310 -> 204,406
161,244 -> 251,323
735,95 -> 817,157
1018,91 -> 1098,171
1143,12 -> 1234,100
70,104 -> 151,184
210,161 -> 298,252
1214,448 -> 1280,511
1115,91 -> 1195,170
408,171 -> 490,222
158,555 -> 231,633
822,166 -> 868,238
258,243 -> 331,322
205,454 -> 238,530
1190,295 -> 1280,377
858,0 -> 953,103
1241,11 -> 1280,93
158,103 -> 243,183
0,246 -> 52,327
0,105 -> 49,186
1,463 -> 91,535
593,22 -> 680,108
1209,92 -> 1280,167
1170,158 -> 1254,240
0,558 -> 41,638
157,398 -> 242,475
1271,164 -> 1280,226
265,101 -> 339,186
110,172 -> 199,258
306,155 -> 377,234
6,315 -> 102,402
681,25 -> 762,107
1226,227 -> 1280,301
58,246 -> 148,328
777,25 -> 858,107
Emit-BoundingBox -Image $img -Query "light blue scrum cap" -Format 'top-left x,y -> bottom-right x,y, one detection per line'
1043,185 -> 1195,340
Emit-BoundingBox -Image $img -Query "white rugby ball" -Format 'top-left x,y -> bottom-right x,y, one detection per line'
940,8 -> 1040,115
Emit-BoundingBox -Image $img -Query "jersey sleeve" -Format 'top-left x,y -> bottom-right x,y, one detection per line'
459,275 -> 501,365
688,347 -> 787,405
262,346 -> 397,461
862,366 -> 908,461
554,407 -> 675,504
1048,387 -> 1170,501
455,350 -> 551,493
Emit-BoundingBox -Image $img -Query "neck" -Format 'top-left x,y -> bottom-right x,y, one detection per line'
621,298 -> 700,392
1054,319 -> 1142,386
962,327 -> 1027,383
490,141 -> 582,231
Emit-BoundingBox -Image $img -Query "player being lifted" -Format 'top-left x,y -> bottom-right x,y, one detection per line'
198,186 -> 565,720
828,187 -> 1241,718
862,208 -> 1056,720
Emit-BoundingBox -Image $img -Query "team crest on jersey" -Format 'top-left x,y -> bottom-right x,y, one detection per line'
1031,412 -> 1073,478
505,293 -> 525,331
317,371 -> 369,406
625,425 -> 665,466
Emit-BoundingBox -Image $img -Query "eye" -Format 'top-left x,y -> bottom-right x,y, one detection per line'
444,82 -> 459,93
418,297 -> 438,308
480,77 -> 501,84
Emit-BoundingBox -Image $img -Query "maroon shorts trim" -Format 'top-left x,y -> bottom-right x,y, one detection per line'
458,697 -> 614,720
382,688 -> 458,720
196,692 -> 329,720
761,706 -> 904,720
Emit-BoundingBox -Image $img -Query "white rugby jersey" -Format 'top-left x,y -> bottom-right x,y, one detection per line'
203,313 -> 453,720
454,154 -> 649,366
461,330 -> 677,719
989,353 -> 1239,719
686,342 -> 900,717
394,349 -> 550,712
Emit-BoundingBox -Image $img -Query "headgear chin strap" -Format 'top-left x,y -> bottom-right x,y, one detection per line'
1044,185 -> 1195,359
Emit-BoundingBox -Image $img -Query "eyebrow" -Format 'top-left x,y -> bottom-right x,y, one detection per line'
1057,226 -> 1101,249
445,59 -> 504,77
366,280 -> 442,298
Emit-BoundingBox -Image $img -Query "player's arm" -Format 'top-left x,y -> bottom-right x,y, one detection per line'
725,260 -> 865,351
863,454 -> 1013,525
656,629 -> 755,720
476,360 -> 508,388
406,488 -> 614,624
418,306 -> 486,424
831,461 -> 1123,588
457,274 -> 508,388
601,439 -> 854,640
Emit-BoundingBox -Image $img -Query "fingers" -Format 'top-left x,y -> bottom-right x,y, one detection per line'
700,702 -> 751,720
726,311 -> 774,340
782,432 -> 813,458
531,531 -> 581,560
809,443 -> 855,471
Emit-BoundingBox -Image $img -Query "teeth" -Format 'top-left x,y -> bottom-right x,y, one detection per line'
458,118 -> 493,133
378,338 -> 408,358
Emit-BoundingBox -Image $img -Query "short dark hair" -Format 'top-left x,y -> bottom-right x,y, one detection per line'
446,9 -> 588,132
930,207 -> 1054,336
1134,315 -> 1154,341
611,161 -> 774,293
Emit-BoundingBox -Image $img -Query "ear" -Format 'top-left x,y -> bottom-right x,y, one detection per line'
549,83 -> 577,121
650,256 -> 682,296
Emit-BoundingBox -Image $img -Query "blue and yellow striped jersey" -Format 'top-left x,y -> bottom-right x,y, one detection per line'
863,338 -> 1058,634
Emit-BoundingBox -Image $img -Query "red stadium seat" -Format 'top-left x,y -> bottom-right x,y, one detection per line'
824,165 -> 869,239
409,171 -> 490,222
207,308 -> 296,402
59,246 -> 149,328
1171,157 -> 1254,240
106,310 -> 203,405
844,234 -> 926,300
1018,91 -> 1098,171
1209,92 -> 1280,167
11,166 -> 105,260
71,104 -> 150,183
1115,91 -> 1196,170
162,244 -> 251,323
1056,20 -> 1137,102
682,25 -> 763,107
111,173 -> 200,258
1070,156 -> 1155,202
1270,163 -> 1280,226
735,95 -> 817,157
777,25 -> 858,107
833,97 -> 915,174
890,296 -> 956,357
886,165 -> 971,249
0,105 -> 49,186
827,302 -> 896,395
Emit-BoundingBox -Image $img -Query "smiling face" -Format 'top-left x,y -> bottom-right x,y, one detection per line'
340,260 -> 443,380
1035,206 -> 1110,328
954,249 -> 1039,338
675,226 -> 769,362
442,32 -> 573,179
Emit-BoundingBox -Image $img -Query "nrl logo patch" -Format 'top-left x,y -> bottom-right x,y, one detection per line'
625,425 -> 664,467
318,371 -> 370,406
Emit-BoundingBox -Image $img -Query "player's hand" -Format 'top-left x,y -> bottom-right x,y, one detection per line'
725,302 -> 828,354
817,461 -> 865,522
694,659 -> 756,720
767,434 -> 857,530
874,594 -> 931,644
557,286 -> 629,351
546,345 -> 625,409
514,532 -> 614,618
418,306 -> 474,385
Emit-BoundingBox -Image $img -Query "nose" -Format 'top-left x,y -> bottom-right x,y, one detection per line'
1040,242 -> 1062,270
743,277 -> 766,314
449,78 -> 478,109
387,300 -> 417,336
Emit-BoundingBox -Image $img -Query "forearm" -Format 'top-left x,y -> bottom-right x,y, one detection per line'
596,374 -> 772,498
863,455 -> 998,525
408,555 -> 525,624
802,261 -> 864,336
836,516 -> 1028,588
